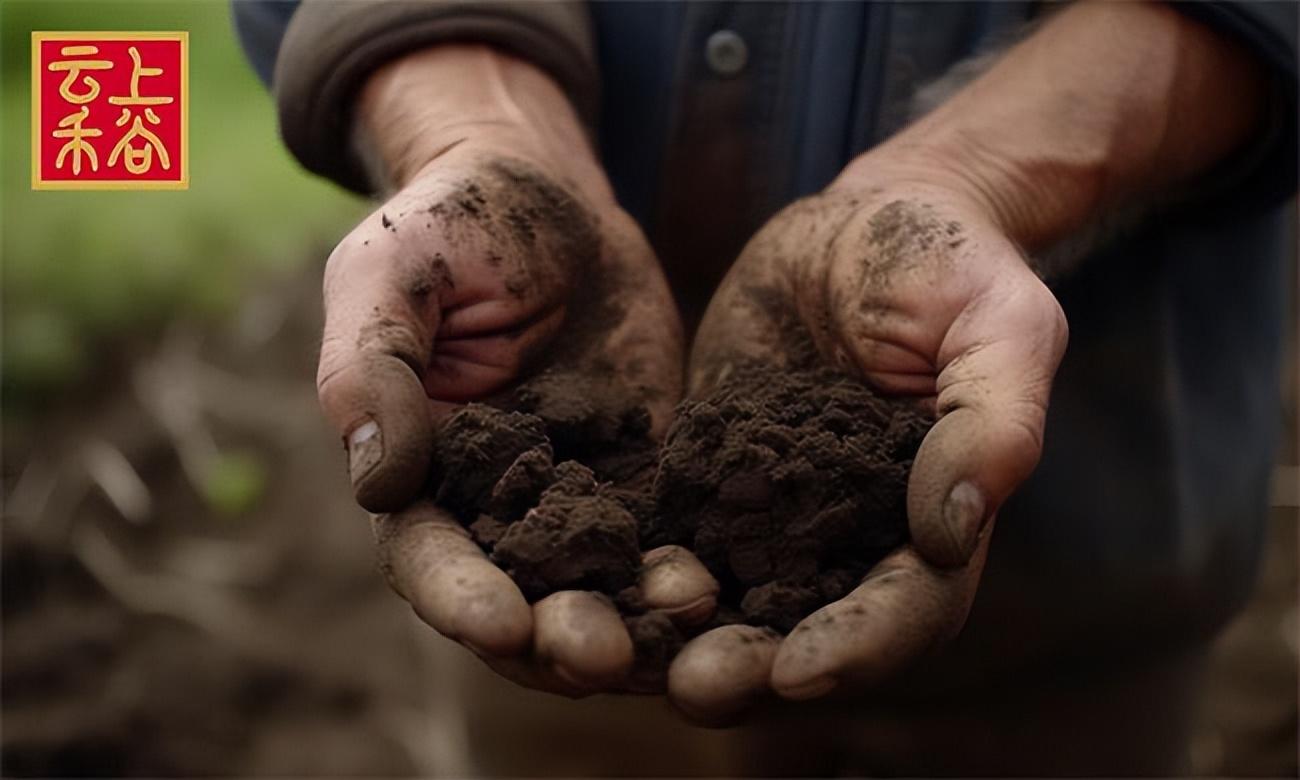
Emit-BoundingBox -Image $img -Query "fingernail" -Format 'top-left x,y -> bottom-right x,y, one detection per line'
642,546 -> 680,568
550,662 -> 592,692
640,548 -> 720,625
347,420 -> 383,483
779,674 -> 838,701
942,481 -> 986,562
664,594 -> 719,627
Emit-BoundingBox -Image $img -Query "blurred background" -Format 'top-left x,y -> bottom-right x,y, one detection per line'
1,1 -> 1295,776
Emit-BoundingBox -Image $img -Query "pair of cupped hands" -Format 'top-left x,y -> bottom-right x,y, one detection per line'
316,49 -> 1067,726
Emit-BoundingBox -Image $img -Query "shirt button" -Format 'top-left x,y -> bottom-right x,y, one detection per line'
705,29 -> 748,77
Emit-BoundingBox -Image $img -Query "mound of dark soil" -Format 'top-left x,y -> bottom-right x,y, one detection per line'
648,366 -> 931,631
428,364 -> 932,667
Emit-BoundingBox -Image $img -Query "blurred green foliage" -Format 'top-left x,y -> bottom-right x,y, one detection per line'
1,1 -> 366,414
201,449 -> 268,517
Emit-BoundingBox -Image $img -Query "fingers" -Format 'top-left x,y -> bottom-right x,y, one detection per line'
639,545 -> 719,626
770,538 -> 989,700
533,591 -> 634,689
376,514 -> 711,697
670,541 -> 990,714
425,302 -> 567,402
374,501 -> 532,656
317,201 -> 569,513
475,653 -> 594,699
908,271 -> 1068,567
520,548 -> 718,696
668,625 -> 781,726
318,223 -> 443,513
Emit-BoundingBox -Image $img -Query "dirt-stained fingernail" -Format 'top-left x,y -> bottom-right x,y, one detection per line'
641,546 -> 720,625
348,419 -> 382,483
550,662 -> 592,692
942,481 -> 986,564
777,674 -> 838,701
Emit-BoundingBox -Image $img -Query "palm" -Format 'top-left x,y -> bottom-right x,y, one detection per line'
319,148 -> 720,697
668,182 -> 1067,721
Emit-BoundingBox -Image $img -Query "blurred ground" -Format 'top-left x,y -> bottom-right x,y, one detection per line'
1,1 -> 1296,776
0,268 -> 745,776
3,276 -> 433,775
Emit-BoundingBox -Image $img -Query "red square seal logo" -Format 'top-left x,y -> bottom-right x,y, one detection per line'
32,32 -> 188,190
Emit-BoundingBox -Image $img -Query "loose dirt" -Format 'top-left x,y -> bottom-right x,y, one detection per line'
650,364 -> 931,632
429,363 -> 932,668
413,158 -> 933,667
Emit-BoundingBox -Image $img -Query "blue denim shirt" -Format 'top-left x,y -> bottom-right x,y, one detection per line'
235,0 -> 1296,684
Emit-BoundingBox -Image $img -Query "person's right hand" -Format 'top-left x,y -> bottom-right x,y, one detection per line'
317,45 -> 717,696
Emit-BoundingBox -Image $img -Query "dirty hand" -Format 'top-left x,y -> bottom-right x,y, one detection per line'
666,156 -> 1067,722
664,0 -> 1274,721
317,46 -> 715,695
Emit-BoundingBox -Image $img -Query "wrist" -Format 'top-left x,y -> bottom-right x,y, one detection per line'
352,44 -> 611,203
835,1 -> 1267,254
836,133 -> 1100,253
828,139 -> 1042,249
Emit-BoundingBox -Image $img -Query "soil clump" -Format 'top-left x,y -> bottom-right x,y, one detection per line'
429,364 -> 932,666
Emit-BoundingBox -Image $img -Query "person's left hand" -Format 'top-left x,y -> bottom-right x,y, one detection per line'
664,156 -> 1068,724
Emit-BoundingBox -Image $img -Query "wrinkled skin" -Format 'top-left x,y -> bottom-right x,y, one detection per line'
313,0 -> 1267,730
666,176 -> 1068,723
317,141 -> 719,696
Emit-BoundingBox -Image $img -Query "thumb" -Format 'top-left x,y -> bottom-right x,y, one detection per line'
907,272 -> 1068,568
317,226 -> 441,513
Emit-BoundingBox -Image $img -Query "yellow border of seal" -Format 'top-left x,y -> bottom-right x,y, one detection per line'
32,31 -> 189,191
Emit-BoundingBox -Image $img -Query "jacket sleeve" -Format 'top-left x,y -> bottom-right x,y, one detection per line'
232,0 -> 599,194
232,0 -> 298,87
1169,1 -> 1297,209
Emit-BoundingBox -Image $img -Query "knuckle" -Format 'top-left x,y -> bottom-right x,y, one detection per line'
1047,299 -> 1070,354
322,232 -> 372,293
356,316 -> 427,370
1007,407 -> 1046,456
1024,277 -> 1070,345
1000,397 -> 1049,474
315,335 -> 350,390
